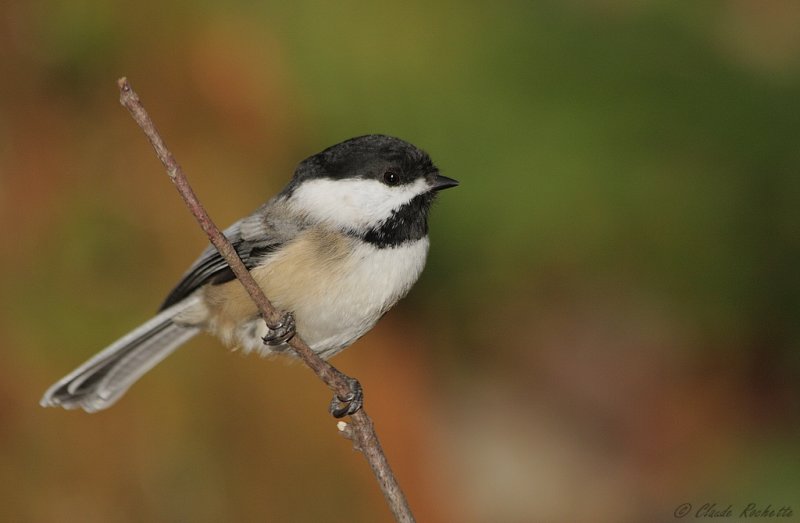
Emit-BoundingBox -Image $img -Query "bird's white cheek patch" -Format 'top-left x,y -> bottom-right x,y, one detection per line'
289,178 -> 429,229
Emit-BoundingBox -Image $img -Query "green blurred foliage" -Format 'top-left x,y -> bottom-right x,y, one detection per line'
1,1 -> 799,522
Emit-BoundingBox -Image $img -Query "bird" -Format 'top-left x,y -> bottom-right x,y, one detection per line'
40,134 -> 458,415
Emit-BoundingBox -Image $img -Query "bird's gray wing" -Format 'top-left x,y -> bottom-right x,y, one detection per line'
159,202 -> 296,311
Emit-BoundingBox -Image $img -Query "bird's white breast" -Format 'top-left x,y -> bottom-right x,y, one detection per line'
205,231 -> 430,358
299,237 -> 430,356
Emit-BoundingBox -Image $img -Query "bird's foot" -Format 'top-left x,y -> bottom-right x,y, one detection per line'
329,376 -> 363,418
262,311 -> 296,346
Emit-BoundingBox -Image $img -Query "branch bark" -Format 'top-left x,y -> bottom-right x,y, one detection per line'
117,77 -> 415,523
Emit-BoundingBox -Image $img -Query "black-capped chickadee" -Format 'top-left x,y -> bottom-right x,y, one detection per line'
41,134 -> 458,413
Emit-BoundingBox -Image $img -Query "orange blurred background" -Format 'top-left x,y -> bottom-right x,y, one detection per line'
1,2 -> 799,522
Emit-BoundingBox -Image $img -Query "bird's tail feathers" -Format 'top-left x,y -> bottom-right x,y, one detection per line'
40,297 -> 202,413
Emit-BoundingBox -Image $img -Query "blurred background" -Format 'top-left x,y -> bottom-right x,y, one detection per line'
1,1 -> 799,522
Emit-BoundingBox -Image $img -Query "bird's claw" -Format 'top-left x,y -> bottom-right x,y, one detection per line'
329,377 -> 363,418
262,311 -> 296,346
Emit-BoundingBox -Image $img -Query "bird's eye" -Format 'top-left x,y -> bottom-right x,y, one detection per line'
383,170 -> 399,186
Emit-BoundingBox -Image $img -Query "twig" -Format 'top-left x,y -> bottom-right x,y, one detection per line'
117,77 -> 415,523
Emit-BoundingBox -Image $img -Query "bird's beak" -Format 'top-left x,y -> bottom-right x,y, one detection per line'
431,174 -> 459,191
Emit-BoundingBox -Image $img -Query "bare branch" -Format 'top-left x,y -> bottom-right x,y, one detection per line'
117,77 -> 415,523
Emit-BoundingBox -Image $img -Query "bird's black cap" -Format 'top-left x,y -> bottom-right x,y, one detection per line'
286,134 -> 451,193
